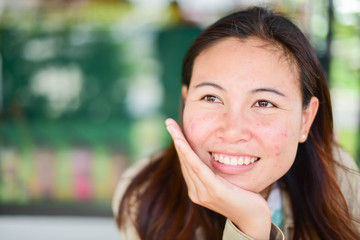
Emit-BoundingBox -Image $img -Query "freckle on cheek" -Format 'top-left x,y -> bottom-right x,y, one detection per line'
274,145 -> 281,156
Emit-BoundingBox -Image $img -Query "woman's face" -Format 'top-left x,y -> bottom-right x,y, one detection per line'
182,37 -> 318,194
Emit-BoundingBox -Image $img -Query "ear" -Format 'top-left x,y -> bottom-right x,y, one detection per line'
299,96 -> 319,143
182,85 -> 188,101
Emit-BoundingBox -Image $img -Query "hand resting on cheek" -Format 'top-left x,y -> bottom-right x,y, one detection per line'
166,118 -> 272,240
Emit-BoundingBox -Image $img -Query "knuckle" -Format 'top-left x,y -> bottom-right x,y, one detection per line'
195,192 -> 213,206
188,193 -> 199,204
191,165 -> 201,174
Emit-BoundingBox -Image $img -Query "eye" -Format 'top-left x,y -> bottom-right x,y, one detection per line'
201,95 -> 223,103
254,100 -> 275,108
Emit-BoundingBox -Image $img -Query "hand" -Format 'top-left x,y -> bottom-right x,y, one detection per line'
165,118 -> 271,239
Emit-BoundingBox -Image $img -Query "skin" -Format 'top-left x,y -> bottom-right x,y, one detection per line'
166,37 -> 319,239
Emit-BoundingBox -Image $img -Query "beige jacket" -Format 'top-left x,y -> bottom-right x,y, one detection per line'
112,147 -> 360,239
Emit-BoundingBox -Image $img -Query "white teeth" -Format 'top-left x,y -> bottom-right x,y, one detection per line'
212,153 -> 258,166
224,157 -> 230,165
230,157 -> 237,166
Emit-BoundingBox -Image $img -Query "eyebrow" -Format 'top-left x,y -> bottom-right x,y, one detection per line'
194,82 -> 286,97
250,88 -> 286,97
194,82 -> 226,91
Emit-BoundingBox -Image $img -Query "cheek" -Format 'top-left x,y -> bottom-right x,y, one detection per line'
273,129 -> 289,156
183,113 -> 216,148
256,119 -> 299,158
254,124 -> 298,190
184,119 -> 198,144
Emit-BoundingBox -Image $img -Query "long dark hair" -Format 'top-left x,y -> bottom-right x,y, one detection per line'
117,7 -> 359,239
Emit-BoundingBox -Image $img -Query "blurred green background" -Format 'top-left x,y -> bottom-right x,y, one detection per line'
0,0 -> 359,216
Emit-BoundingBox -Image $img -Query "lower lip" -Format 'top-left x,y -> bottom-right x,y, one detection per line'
210,154 -> 259,175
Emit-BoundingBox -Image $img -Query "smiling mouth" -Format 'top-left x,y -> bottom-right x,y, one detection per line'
211,152 -> 260,166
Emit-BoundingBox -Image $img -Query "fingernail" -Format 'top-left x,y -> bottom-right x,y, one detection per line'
165,118 -> 171,126
166,125 -> 173,134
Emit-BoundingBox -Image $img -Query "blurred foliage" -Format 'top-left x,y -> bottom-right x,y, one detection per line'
330,18 -> 359,90
0,1 -> 165,206
330,9 -> 359,164
0,25 -> 133,149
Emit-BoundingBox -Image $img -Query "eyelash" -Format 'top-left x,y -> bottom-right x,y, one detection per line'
201,95 -> 277,108
201,95 -> 223,103
253,100 -> 276,108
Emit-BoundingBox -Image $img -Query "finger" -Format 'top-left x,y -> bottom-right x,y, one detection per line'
165,119 -> 207,195
165,118 -> 187,146
175,145 -> 208,204
165,119 -> 197,179
174,138 -> 216,187
165,119 -> 219,197
165,119 -> 207,178
165,119 -> 201,177
178,156 -> 197,195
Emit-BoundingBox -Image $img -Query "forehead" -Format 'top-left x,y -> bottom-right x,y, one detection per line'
198,37 -> 297,69
191,37 -> 300,88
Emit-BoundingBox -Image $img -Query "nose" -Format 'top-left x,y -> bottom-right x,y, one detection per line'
216,109 -> 252,143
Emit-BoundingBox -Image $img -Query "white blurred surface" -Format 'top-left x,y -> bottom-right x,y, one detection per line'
0,216 -> 120,240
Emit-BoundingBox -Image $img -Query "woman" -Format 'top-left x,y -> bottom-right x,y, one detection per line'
113,7 -> 360,240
